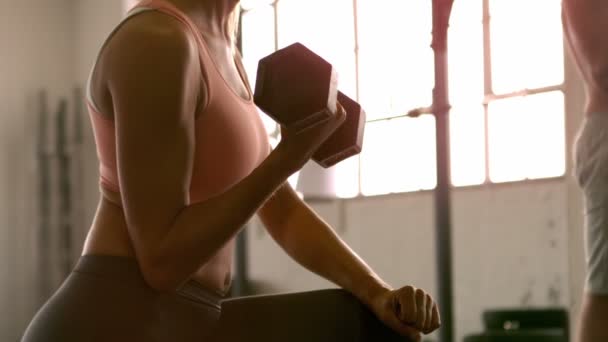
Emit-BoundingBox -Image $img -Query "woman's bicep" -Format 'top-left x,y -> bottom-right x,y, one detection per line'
106,17 -> 200,265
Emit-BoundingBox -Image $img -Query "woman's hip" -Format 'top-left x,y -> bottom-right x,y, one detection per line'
21,255 -> 222,342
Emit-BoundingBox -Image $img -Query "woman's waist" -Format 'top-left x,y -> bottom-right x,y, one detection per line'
73,254 -> 224,309
84,197 -> 234,296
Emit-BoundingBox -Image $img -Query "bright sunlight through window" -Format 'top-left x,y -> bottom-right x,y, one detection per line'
238,0 -> 565,197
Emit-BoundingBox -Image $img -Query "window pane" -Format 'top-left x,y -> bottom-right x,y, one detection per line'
277,0 -> 357,99
448,0 -> 485,187
490,0 -> 564,94
361,117 -> 437,196
449,0 -> 483,105
241,5 -> 279,137
488,91 -> 565,183
241,5 -> 275,91
450,106 -> 486,186
358,0 -> 433,121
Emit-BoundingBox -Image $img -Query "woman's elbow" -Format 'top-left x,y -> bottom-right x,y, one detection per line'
138,253 -> 182,292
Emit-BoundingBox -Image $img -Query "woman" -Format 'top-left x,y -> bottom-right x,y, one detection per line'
22,0 -> 440,341
564,0 -> 608,341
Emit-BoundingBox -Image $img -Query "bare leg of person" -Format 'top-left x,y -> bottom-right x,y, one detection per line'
577,294 -> 608,342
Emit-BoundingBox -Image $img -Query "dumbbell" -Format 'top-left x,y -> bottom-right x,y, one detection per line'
254,42 -> 366,168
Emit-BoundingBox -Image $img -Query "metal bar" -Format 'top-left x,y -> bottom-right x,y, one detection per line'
273,0 -> 279,51
353,0 -> 363,195
56,99 -> 72,278
37,90 -> 51,301
484,84 -> 564,103
482,0 -> 492,183
364,106 -> 434,123
431,1 -> 454,341
71,87 -> 86,268
482,0 -> 493,97
353,0 -> 360,103
366,84 -> 564,124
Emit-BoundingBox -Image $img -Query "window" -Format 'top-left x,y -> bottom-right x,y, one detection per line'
483,0 -> 565,183
357,0 -> 436,196
245,0 -> 566,196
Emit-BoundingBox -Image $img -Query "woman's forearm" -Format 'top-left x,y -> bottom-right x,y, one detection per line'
265,200 -> 393,306
148,150 -> 292,290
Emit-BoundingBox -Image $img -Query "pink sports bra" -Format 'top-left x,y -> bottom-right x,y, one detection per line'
87,0 -> 270,207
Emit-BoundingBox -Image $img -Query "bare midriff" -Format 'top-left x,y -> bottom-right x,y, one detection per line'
83,192 -> 233,294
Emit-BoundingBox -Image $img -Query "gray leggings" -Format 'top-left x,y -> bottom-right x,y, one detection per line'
22,256 -> 407,341
21,255 -> 222,342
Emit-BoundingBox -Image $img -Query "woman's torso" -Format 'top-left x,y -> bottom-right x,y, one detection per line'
562,2 -> 608,114
82,0 -> 269,295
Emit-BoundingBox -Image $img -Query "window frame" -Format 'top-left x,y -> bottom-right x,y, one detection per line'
240,0 -> 567,198
480,0 -> 566,185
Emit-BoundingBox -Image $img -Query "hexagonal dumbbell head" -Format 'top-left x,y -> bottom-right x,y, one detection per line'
254,42 -> 339,133
313,91 -> 366,168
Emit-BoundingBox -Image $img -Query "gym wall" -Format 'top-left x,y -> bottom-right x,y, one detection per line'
1,0 -> 74,340
0,0 -> 123,340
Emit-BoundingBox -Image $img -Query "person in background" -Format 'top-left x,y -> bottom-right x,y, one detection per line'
563,0 -> 608,340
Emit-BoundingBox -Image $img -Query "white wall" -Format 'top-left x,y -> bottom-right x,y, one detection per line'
0,0 -> 76,340
0,0 -> 124,340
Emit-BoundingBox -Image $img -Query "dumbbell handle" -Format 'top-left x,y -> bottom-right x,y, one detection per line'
254,42 -> 366,168
313,91 -> 366,168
